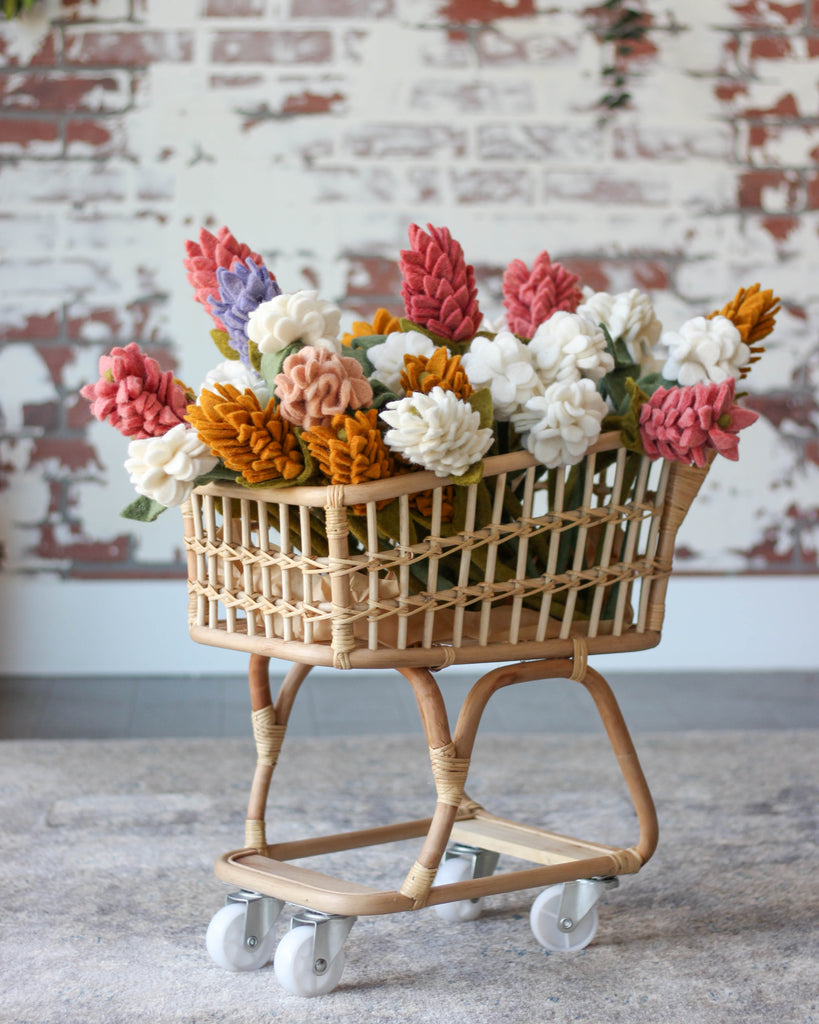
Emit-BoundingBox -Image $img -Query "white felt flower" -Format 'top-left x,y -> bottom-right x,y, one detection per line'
124,423 -> 218,507
661,315 -> 750,386
479,312 -> 508,334
380,386 -> 494,478
367,330 -> 438,394
247,289 -> 342,355
461,330 -> 542,420
199,360 -> 270,405
515,378 -> 608,469
527,311 -> 614,386
578,288 -> 662,364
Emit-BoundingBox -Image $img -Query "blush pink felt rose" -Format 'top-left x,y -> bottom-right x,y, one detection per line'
274,347 -> 373,429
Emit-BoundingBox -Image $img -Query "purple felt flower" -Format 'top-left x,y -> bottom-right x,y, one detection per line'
208,257 -> 281,365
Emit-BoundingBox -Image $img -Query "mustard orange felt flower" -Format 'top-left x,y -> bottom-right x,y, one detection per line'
708,284 -> 780,377
400,346 -> 473,400
340,308 -> 402,346
186,384 -> 304,484
302,409 -> 395,513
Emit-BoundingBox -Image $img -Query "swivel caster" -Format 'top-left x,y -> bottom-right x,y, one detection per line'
273,910 -> 356,997
433,843 -> 500,923
206,890 -> 283,971
530,877 -> 619,952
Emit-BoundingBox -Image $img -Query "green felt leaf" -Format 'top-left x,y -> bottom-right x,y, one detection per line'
398,319 -> 456,350
369,380 -> 401,409
192,463 -> 242,486
210,329 -> 239,362
248,339 -> 262,374
260,341 -> 304,394
449,462 -> 483,487
346,334 -> 387,378
120,495 -> 168,522
635,371 -> 678,396
467,387 -> 494,430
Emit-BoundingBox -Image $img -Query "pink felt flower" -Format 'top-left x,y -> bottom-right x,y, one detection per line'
80,342 -> 190,439
503,251 -> 582,338
399,223 -> 481,343
274,347 -> 373,429
639,379 -> 759,467
183,226 -> 272,331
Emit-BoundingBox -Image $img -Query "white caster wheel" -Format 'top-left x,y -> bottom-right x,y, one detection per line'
206,901 -> 277,971
530,884 -> 599,952
274,925 -> 346,997
433,855 -> 484,923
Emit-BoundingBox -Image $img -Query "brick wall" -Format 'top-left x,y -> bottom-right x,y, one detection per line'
0,0 -> 817,580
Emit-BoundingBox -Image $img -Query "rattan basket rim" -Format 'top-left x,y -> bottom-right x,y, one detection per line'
191,430 -> 624,508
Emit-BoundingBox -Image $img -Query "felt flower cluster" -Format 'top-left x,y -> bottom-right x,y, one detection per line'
81,222 -> 776,522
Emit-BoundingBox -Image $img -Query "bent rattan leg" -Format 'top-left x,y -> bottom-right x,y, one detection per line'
449,647 -> 659,868
397,666 -> 471,908
244,655 -> 312,851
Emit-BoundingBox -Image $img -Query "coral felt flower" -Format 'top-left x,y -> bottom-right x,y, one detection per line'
399,223 -> 481,342
81,342 -> 190,440
124,423 -> 217,507
274,347 -> 373,429
502,251 -> 582,339
186,384 -> 305,484
661,315 -> 751,386
381,386 -> 493,478
639,379 -> 758,467
367,330 -> 438,394
183,226 -> 271,332
516,378 -> 608,469
461,331 -> 541,420
528,311 -> 614,385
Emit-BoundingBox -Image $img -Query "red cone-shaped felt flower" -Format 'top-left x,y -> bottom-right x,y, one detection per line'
80,342 -> 190,439
399,223 -> 481,343
639,379 -> 758,467
503,251 -> 582,338
183,226 -> 273,331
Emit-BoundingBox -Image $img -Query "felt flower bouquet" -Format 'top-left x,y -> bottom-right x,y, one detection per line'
82,224 -> 776,564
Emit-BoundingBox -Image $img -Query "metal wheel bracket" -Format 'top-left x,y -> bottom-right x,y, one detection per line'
444,843 -> 500,883
226,889 -> 284,949
557,876 -> 619,933
289,910 -> 357,976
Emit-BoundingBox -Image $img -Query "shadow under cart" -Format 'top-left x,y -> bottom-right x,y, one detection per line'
205,649 -> 659,997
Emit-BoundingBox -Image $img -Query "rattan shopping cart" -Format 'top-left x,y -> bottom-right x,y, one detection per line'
184,432 -> 711,996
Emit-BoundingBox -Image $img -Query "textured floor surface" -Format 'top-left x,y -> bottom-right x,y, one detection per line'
0,729 -> 816,1024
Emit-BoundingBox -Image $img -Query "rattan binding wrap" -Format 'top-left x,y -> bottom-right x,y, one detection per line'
182,433 -> 710,670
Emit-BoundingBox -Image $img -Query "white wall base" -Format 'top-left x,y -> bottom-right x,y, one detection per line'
0,576 -> 815,677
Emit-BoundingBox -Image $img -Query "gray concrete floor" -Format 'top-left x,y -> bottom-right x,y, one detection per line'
0,668 -> 815,740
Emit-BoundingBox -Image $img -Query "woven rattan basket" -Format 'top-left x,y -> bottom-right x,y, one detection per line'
182,431 -> 710,671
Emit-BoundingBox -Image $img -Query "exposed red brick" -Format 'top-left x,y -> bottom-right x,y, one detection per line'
66,308 -> 122,341
0,117 -> 60,152
714,81 -> 749,103
809,36 -> 819,57
281,89 -> 346,116
211,30 -> 333,64
0,312 -> 60,343
65,119 -> 124,157
742,92 -> 800,119
437,0 -> 534,21
209,73 -> 265,89
744,390 -> 817,430
291,0 -> 395,13
749,35 -> 792,59
63,30 -> 194,66
34,524 -> 132,565
23,401 -> 60,432
204,0 -> 266,13
0,72 -> 131,113
343,254 -> 402,301
0,30 -> 59,67
35,345 -> 76,388
730,1 -> 804,26
28,438 -> 103,473
804,170 -> 819,208
760,214 -> 800,240
738,169 -> 803,210
66,395 -> 94,430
